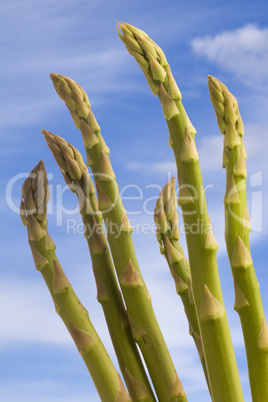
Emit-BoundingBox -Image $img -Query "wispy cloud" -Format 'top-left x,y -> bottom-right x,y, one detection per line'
126,161 -> 177,175
0,279 -> 70,346
126,121 -> 268,177
124,120 -> 268,257
0,1 -> 145,131
0,380 -> 97,402
0,47 -> 141,130
126,134 -> 223,175
191,24 -> 268,89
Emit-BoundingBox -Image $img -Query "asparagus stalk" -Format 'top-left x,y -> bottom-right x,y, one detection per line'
118,22 -> 244,402
20,160 -> 131,402
42,129 -> 155,402
208,76 -> 268,402
154,178 -> 210,391
50,73 -> 187,402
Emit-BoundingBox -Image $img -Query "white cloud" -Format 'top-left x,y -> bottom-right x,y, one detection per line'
191,24 -> 268,89
126,161 -> 177,175
125,121 -> 268,256
125,121 -> 268,192
0,99 -> 59,129
0,380 -> 97,402
0,1 -> 145,131
0,279 -> 71,346
0,47 -> 141,130
126,134 -> 223,175
198,134 -> 223,172
245,123 -> 268,164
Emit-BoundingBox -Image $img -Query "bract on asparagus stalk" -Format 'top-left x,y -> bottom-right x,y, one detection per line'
154,178 -> 210,392
208,75 -> 268,402
118,22 -> 244,402
42,129 -> 155,401
49,73 -> 187,402
20,160 -> 131,402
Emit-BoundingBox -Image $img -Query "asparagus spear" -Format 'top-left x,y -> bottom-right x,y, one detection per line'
42,129 -> 155,402
50,73 -> 187,402
154,178 -> 210,391
208,75 -> 268,402
20,160 -> 131,402
118,22 -> 244,402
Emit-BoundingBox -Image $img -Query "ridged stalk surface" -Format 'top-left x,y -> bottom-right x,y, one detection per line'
118,22 -> 244,402
154,178 -> 210,391
20,160 -> 131,402
208,76 -> 268,402
42,130 -> 155,402
50,74 -> 187,401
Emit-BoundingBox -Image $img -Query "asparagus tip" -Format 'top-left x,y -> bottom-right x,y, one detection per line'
50,72 -> 58,81
41,129 -> 50,139
50,72 -> 63,93
20,160 -> 49,227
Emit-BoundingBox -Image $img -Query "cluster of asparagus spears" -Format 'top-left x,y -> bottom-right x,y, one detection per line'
20,23 -> 268,401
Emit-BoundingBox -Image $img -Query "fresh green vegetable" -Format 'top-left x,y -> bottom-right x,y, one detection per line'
20,160 -> 131,402
49,73 -> 187,402
208,75 -> 268,402
118,22 -> 244,402
42,129 -> 155,401
154,178 -> 210,392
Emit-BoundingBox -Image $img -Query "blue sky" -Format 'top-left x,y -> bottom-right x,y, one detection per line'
1,0 -> 268,400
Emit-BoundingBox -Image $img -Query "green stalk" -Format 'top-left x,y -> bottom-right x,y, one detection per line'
118,22 -> 244,402
20,160 -> 131,402
42,130 -> 155,402
154,178 -> 210,392
208,76 -> 268,402
50,74 -> 187,402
